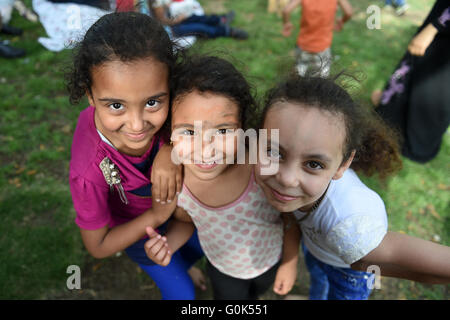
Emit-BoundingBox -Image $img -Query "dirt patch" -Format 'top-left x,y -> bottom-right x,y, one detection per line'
44,247 -> 432,300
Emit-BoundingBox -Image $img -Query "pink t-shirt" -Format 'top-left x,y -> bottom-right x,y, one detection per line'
177,170 -> 283,279
69,106 -> 165,230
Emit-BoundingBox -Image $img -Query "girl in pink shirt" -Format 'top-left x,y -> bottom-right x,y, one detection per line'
144,55 -> 301,299
66,12 -> 204,299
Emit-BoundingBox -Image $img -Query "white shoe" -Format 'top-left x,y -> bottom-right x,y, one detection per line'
395,4 -> 409,16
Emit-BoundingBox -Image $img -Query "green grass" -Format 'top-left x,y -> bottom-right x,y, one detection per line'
0,0 -> 448,299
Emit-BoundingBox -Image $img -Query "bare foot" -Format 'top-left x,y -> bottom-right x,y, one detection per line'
371,89 -> 383,107
188,266 -> 207,291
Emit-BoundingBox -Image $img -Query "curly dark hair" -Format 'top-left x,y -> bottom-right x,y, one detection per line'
261,73 -> 403,179
170,55 -> 258,130
65,11 -> 178,105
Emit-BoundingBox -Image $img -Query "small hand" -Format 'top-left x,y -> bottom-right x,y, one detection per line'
282,22 -> 293,37
334,18 -> 344,31
151,144 -> 183,204
273,261 -> 298,295
144,226 -> 172,266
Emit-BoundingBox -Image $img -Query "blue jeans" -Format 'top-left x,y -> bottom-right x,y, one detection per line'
125,225 -> 204,300
171,14 -> 228,38
302,243 -> 373,300
385,0 -> 406,7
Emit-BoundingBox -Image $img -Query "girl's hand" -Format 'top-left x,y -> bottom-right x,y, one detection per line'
273,261 -> 298,295
282,22 -> 293,37
408,23 -> 438,56
151,144 -> 183,204
144,226 -> 172,266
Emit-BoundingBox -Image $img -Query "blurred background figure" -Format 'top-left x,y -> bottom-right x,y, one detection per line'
0,0 -> 25,58
281,0 -> 352,77
384,0 -> 410,16
372,0 -> 450,163
150,0 -> 248,40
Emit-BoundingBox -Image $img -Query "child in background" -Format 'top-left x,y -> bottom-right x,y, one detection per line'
256,74 -> 450,300
151,0 -> 248,39
281,0 -> 352,77
144,55 -> 301,299
384,0 -> 409,16
66,12 -> 205,300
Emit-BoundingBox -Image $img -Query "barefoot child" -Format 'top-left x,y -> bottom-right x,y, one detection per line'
66,12 -> 204,299
256,74 -> 450,299
144,55 -> 301,299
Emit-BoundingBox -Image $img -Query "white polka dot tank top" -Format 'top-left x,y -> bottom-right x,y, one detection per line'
177,171 -> 283,279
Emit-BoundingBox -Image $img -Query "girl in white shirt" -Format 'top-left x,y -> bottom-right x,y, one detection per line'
255,73 -> 450,299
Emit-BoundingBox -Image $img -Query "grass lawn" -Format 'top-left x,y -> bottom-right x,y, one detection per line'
0,0 -> 448,300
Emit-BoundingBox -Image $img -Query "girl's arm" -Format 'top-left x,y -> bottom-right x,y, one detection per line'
273,213 -> 301,295
80,197 -> 176,259
144,207 -> 195,266
351,231 -> 450,284
408,23 -> 438,56
151,143 -> 183,204
281,0 -> 301,37
335,0 -> 353,31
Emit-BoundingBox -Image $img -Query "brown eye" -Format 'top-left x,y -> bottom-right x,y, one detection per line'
109,103 -> 123,110
306,161 -> 323,170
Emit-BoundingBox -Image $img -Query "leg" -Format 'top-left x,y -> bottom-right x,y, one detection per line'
249,260 -> 281,299
206,260 -> 251,299
171,22 -> 227,38
182,14 -> 222,26
138,249 -> 196,300
302,243 -> 329,300
326,266 -> 373,300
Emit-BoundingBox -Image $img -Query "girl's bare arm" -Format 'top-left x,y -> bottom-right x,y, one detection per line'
351,231 -> 450,284
80,199 -> 176,259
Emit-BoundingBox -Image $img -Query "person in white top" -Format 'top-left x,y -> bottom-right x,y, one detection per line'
144,55 -> 300,299
255,74 -> 450,299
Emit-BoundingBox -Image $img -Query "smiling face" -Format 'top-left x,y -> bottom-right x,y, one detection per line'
256,102 -> 354,212
88,57 -> 169,156
171,91 -> 241,181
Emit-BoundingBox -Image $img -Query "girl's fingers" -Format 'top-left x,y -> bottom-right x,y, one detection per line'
167,176 -> 176,203
176,171 -> 182,196
145,226 -> 159,238
152,175 -> 161,203
159,175 -> 168,204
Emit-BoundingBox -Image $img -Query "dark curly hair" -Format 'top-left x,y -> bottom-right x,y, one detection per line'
261,73 -> 403,179
66,11 -> 178,105
170,55 -> 258,130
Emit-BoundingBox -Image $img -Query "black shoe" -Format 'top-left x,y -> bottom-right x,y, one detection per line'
0,41 -> 26,58
230,27 -> 248,40
1,24 -> 23,36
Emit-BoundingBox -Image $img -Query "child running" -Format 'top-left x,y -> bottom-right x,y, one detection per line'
281,0 -> 353,77
144,55 -> 301,299
255,74 -> 450,300
66,12 -> 205,300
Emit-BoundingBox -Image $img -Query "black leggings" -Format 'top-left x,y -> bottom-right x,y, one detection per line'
206,260 -> 280,300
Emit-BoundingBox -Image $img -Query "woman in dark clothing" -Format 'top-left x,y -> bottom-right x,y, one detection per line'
372,0 -> 450,163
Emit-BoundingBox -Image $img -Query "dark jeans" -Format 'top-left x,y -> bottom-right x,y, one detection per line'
206,259 -> 280,300
171,14 -> 228,38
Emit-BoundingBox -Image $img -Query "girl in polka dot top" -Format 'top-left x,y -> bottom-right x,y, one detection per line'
144,55 -> 301,299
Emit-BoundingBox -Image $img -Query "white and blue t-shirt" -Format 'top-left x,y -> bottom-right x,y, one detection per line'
294,169 -> 388,268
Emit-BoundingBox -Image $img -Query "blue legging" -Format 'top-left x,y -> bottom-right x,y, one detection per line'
126,230 -> 204,300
